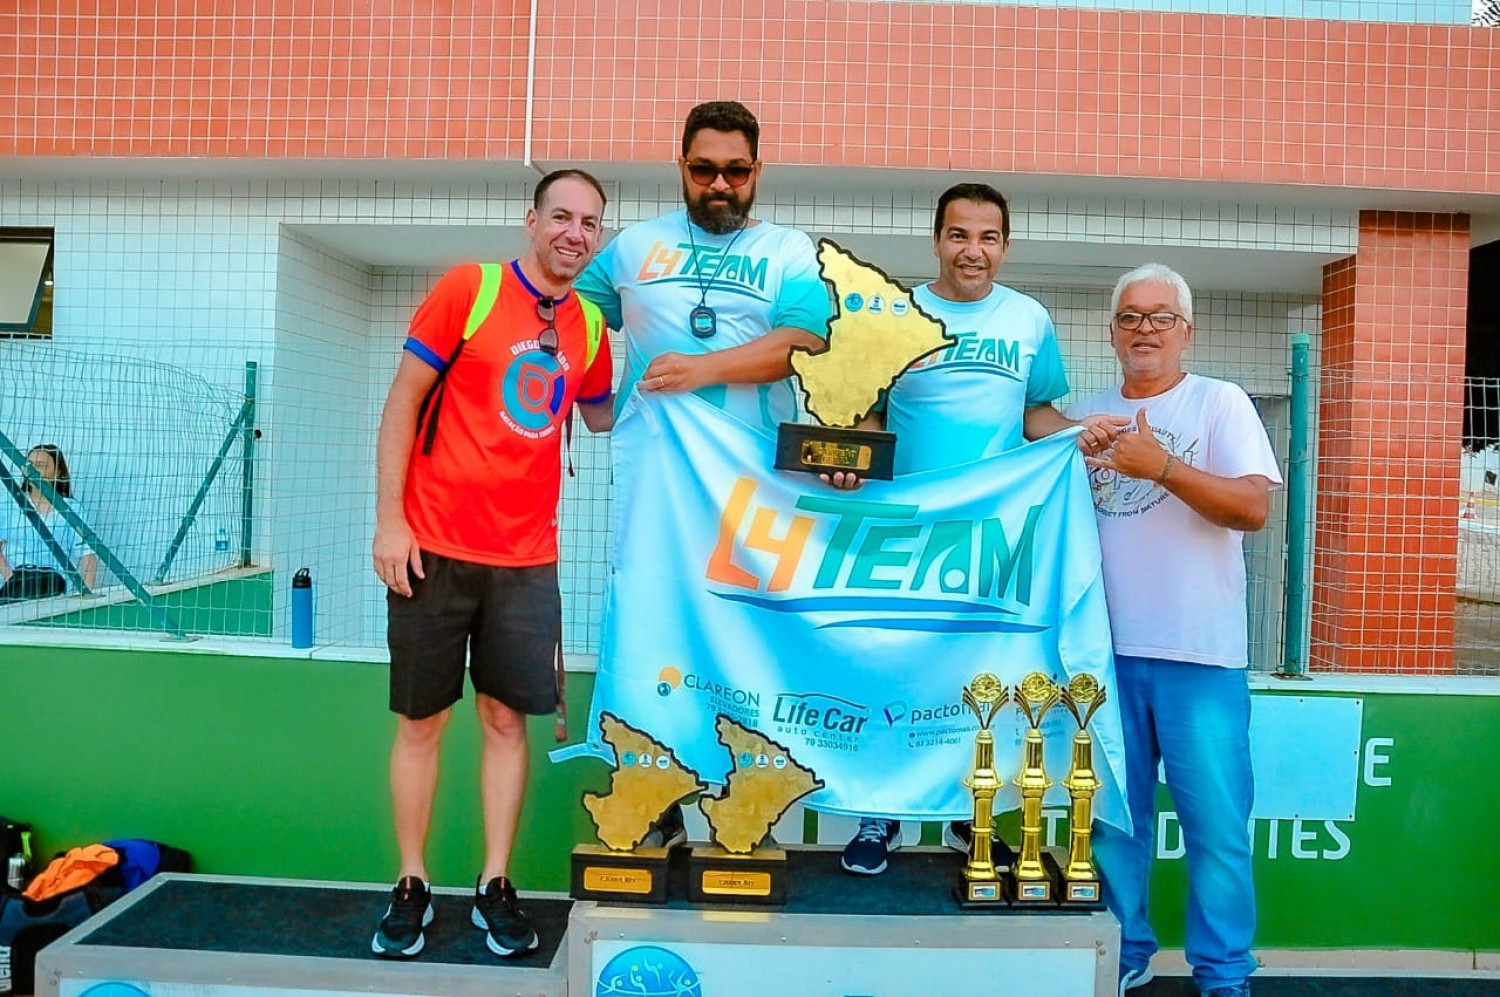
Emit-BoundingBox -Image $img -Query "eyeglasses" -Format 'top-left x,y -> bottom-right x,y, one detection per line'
684,162 -> 756,188
536,298 -> 559,356
1114,310 -> 1187,332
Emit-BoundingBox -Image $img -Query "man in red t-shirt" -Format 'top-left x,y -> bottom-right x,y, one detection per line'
369,169 -> 613,960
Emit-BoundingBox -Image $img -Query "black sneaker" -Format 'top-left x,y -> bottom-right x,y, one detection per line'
840,817 -> 902,875
639,801 -> 688,849
471,876 -> 539,956
371,875 -> 433,958
943,820 -> 973,854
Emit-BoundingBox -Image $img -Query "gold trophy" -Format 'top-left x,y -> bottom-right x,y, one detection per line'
1059,674 -> 1108,905
1011,671 -> 1063,904
775,240 -> 953,479
571,713 -> 706,903
956,673 -> 1010,905
689,715 -> 823,906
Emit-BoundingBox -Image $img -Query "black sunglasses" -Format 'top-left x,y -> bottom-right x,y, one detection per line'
536,298 -> 559,356
684,162 -> 755,187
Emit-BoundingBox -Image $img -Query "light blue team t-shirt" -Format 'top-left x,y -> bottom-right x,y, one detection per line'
574,209 -> 833,432
884,282 -> 1069,474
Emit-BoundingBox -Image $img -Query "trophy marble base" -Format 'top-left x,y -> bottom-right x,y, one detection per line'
570,844 -> 670,904
774,423 -> 896,480
687,844 -> 787,905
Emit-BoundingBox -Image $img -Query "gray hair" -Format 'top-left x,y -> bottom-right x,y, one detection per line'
1111,263 -> 1194,324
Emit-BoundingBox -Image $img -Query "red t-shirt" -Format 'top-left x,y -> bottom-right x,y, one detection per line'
402,262 -> 613,567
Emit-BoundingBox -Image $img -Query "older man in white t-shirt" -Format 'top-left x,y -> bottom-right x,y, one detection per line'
1065,263 -> 1282,997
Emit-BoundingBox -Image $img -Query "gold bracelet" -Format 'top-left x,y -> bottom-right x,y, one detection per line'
1157,454 -> 1176,484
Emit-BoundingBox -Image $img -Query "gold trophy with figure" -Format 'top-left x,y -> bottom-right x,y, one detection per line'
956,673 -> 1010,905
1011,671 -> 1063,904
1059,674 -> 1108,905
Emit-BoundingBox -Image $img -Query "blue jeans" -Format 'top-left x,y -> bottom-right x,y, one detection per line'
1092,655 -> 1256,992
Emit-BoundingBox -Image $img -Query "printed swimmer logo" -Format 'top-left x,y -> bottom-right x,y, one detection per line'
596,944 -> 701,997
704,478 -> 1052,633
499,344 -> 568,438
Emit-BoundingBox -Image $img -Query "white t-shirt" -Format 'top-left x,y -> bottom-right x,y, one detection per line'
575,209 -> 832,432
885,283 -> 1069,474
1066,374 -> 1283,668
1,502 -> 89,583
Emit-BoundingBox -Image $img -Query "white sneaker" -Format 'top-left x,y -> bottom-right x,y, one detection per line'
1119,965 -> 1154,995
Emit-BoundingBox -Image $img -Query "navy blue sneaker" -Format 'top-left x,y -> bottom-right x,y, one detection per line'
840,818 -> 902,875
472,876 -> 539,957
1203,984 -> 1250,997
372,876 -> 433,958
639,802 -> 688,849
943,820 -> 973,854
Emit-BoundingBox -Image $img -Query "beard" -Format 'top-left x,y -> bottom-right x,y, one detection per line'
684,183 -> 754,234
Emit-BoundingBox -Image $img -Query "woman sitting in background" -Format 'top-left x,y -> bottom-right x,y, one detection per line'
0,444 -> 99,603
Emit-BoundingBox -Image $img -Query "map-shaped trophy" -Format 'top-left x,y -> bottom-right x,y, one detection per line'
571,712 -> 707,903
689,715 -> 824,906
774,239 -> 955,479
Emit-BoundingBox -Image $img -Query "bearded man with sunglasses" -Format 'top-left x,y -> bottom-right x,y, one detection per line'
1064,263 -> 1280,997
369,169 -> 614,961
574,100 -> 831,433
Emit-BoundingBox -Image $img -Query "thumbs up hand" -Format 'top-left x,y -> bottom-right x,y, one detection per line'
1085,407 -> 1175,484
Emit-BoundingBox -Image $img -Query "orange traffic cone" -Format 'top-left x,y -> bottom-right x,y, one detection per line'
1463,492 -> 1477,519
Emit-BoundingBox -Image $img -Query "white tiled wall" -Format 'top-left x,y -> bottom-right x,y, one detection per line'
266,227 -> 375,645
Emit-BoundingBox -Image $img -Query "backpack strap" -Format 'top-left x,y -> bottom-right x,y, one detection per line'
578,294 -> 604,371
417,264 -> 504,456
417,265 -> 600,457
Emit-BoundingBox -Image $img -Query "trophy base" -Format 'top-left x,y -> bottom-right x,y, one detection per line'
954,835 -> 1014,908
774,423 -> 896,480
687,844 -> 787,905
1060,875 -> 1103,906
954,876 -> 1010,908
1009,848 -> 1067,906
570,844 -> 671,904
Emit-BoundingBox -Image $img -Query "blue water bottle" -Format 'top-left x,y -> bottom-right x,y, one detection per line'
291,568 -> 314,649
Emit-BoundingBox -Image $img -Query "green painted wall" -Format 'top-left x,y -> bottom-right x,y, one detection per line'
3,644 -> 1496,953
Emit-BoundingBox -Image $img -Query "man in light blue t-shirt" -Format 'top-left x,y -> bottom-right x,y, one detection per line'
574,100 -> 832,434
834,182 -> 1127,876
574,101 -> 834,849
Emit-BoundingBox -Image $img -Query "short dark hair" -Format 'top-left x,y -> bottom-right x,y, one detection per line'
933,182 -> 1011,241
681,101 -> 760,161
533,169 -> 607,212
27,444 -> 71,499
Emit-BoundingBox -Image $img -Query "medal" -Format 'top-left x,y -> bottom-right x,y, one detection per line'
684,217 -> 748,341
690,305 -> 718,339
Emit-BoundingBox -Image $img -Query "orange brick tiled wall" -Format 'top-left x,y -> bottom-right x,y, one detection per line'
4,1 -> 1499,196
1312,211 -> 1469,673
1,1 -> 530,159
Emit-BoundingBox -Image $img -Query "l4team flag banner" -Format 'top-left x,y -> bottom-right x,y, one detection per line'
585,391 -> 1127,828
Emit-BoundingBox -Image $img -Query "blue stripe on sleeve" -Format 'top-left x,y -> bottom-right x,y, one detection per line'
404,337 -> 447,372
578,390 -> 614,405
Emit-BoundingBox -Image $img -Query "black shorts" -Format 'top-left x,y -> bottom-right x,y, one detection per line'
387,553 -> 561,720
